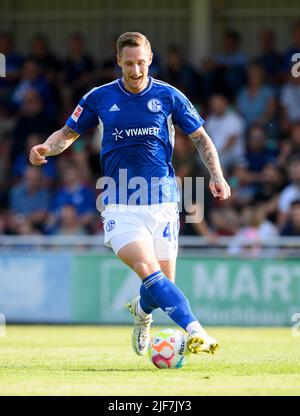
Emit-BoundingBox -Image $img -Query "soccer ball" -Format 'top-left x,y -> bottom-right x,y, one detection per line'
148,328 -> 189,369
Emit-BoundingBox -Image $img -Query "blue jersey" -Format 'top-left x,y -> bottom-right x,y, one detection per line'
66,77 -> 204,205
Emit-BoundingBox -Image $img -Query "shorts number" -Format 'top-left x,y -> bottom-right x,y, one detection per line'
163,220 -> 179,242
163,222 -> 172,241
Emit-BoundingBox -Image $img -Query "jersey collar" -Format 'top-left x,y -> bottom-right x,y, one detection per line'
117,76 -> 153,96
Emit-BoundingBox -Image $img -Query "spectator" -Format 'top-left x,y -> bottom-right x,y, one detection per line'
278,155 -> 300,228
172,129 -> 216,241
149,50 -> 162,78
282,20 -> 300,76
228,160 -> 257,208
1,29 -> 300,241
163,45 -> 202,103
96,61 -> 117,86
63,33 -> 95,105
11,89 -> 56,162
254,163 -> 285,224
0,134 -> 11,209
228,204 -> 278,257
53,205 -> 88,236
255,29 -> 283,86
13,216 -> 42,236
29,33 -> 62,115
172,128 -> 217,234
280,199 -> 300,236
0,32 -> 23,103
51,163 -> 96,230
11,58 -> 56,116
12,133 -> 57,184
277,123 -> 300,168
215,30 -> 247,68
280,73 -> 300,133
237,63 -> 277,130
209,203 -> 240,236
29,33 -> 61,77
172,128 -> 199,181
179,200 -> 219,245
9,166 -> 51,232
0,211 -> 9,235
245,124 -> 277,174
95,35 -> 121,81
202,30 -> 247,99
205,94 -> 245,173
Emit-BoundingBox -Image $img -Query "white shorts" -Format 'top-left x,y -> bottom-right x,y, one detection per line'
101,202 -> 180,260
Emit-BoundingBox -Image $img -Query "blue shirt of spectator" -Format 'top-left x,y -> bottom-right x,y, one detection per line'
237,85 -> 274,126
0,52 -> 23,87
12,153 -> 57,180
246,151 -> 277,173
52,184 -> 95,217
10,182 -> 50,216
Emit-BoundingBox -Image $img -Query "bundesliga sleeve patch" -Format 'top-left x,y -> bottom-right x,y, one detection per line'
71,105 -> 83,122
187,100 -> 200,119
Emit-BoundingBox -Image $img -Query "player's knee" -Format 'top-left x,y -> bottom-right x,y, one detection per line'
131,260 -> 160,279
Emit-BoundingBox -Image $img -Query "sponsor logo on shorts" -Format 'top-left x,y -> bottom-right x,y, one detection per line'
106,220 -> 116,232
147,98 -> 162,113
71,105 -> 83,122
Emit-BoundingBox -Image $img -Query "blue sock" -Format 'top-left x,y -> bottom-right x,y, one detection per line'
142,270 -> 197,331
140,284 -> 159,314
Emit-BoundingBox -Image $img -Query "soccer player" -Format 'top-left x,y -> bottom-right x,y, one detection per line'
29,32 -> 231,356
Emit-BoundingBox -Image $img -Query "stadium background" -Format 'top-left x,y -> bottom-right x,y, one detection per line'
1,0 -> 300,327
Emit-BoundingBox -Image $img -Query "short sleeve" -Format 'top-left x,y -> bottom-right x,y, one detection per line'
172,92 -> 204,135
66,92 -> 99,134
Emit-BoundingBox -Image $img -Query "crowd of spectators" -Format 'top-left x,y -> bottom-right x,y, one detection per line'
1,23 -> 300,245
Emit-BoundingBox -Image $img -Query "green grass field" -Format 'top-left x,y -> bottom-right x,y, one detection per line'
0,325 -> 299,396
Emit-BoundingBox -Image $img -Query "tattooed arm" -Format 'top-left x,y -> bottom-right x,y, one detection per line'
189,126 -> 231,200
29,125 -> 79,166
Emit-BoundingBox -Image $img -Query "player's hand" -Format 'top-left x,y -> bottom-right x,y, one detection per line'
209,176 -> 231,200
29,144 -> 50,166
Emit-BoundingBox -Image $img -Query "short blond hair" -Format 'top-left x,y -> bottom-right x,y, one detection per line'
117,32 -> 151,55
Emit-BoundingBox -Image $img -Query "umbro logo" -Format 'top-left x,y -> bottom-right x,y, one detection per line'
109,104 -> 120,112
